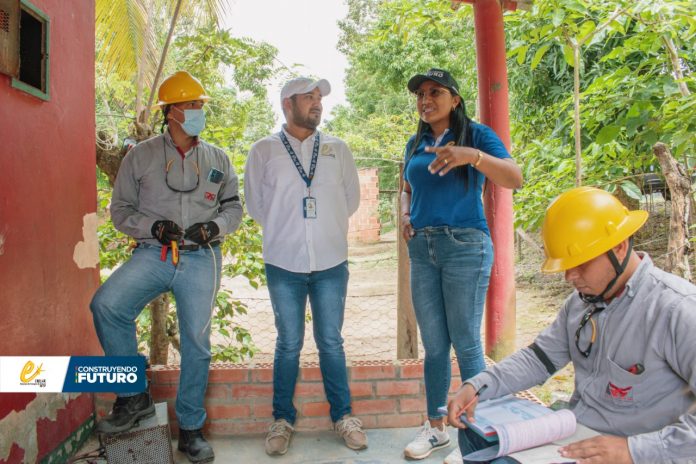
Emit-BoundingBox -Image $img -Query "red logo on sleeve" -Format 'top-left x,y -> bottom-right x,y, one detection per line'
205,192 -> 216,201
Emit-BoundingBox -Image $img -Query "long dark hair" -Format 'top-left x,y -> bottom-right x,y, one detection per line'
405,99 -> 476,188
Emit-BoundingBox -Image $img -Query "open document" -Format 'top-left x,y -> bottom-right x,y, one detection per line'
460,395 -> 554,441
459,396 -> 599,463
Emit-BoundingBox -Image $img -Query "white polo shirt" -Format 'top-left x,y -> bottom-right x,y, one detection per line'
244,127 -> 360,273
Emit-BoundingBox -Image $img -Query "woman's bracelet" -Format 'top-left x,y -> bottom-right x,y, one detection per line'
473,150 -> 484,168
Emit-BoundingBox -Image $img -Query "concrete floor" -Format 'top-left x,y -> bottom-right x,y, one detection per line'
74,426 -> 462,464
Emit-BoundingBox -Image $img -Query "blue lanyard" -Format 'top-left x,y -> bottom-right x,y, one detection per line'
280,131 -> 320,189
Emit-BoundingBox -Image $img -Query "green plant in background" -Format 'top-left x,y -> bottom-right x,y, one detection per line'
210,290 -> 257,362
505,0 -> 695,229
96,169 -> 132,269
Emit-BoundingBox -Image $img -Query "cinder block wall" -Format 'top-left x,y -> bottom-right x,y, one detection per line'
95,359 -> 462,436
348,168 -> 381,243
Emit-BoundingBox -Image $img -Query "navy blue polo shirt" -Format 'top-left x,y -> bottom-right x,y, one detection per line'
403,122 -> 511,233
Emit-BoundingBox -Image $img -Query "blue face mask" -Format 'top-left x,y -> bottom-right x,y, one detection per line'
173,108 -> 206,136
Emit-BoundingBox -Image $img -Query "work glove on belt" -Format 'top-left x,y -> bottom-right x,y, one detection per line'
151,220 -> 183,245
184,221 -> 220,245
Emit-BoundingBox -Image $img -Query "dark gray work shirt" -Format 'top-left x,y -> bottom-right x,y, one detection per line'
467,253 -> 696,463
110,132 -> 243,245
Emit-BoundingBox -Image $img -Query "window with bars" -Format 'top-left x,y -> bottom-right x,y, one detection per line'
0,0 -> 50,100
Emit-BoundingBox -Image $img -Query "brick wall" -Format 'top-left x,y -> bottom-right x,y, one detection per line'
95,359 -> 462,436
348,168 -> 380,243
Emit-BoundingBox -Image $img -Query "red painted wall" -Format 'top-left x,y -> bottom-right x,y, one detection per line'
0,0 -> 100,462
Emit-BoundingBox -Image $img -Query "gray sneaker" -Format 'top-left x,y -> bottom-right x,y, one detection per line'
334,415 -> 368,450
403,420 -> 450,459
265,419 -> 294,456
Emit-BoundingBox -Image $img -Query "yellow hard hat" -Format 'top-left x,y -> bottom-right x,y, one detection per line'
155,71 -> 210,108
541,187 -> 648,273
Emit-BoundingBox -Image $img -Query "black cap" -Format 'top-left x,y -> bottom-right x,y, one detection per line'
407,68 -> 460,95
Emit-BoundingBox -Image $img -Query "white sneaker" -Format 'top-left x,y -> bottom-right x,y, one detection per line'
404,420 -> 451,460
444,446 -> 463,464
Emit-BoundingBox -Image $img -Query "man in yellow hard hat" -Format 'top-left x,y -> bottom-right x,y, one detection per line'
91,71 -> 243,463
446,187 -> 696,463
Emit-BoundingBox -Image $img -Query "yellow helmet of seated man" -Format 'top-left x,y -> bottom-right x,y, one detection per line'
541,187 -> 648,273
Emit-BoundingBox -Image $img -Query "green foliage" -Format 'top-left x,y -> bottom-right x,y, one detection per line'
171,27 -> 277,96
135,306 -> 153,353
210,290 -> 257,362
97,169 -> 132,269
505,0 -> 696,229
221,216 -> 265,290
338,0 -> 478,116
331,0 -> 481,228
335,0 -> 695,234
95,0 -> 230,90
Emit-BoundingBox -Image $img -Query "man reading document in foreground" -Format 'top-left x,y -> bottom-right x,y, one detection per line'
448,187 -> 696,464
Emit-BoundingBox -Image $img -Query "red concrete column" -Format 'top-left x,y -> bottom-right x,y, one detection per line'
474,0 -> 516,360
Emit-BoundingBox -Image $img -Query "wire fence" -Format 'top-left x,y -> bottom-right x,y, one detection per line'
224,293 -> 403,364
169,188 -> 693,367
216,234 -> 423,363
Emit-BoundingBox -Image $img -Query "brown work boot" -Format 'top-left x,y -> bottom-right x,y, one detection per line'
334,414 -> 368,450
264,419 -> 294,456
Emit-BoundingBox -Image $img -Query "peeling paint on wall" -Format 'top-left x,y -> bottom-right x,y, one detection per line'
0,393 -> 80,463
73,213 -> 99,269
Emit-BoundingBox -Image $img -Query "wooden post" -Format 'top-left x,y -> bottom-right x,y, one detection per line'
397,164 -> 418,359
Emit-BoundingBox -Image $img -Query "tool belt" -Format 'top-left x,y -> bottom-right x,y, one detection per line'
178,240 -> 221,251
136,240 -> 221,251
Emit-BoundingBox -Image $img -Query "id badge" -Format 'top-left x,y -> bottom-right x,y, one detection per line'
207,168 -> 224,184
303,197 -> 317,219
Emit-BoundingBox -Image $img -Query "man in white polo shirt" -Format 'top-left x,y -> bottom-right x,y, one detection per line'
245,77 -> 366,456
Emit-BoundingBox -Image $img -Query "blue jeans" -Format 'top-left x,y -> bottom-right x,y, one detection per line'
407,227 -> 493,419
265,261 -> 352,424
91,243 -> 222,430
459,428 -> 519,463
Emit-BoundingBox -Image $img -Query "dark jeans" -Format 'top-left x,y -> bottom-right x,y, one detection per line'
459,428 -> 520,464
265,261 -> 352,424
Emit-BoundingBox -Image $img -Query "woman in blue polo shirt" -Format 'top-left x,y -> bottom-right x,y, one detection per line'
401,69 -> 523,463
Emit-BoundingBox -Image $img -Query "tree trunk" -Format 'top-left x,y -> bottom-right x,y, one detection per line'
149,294 -> 171,365
614,185 -> 640,212
571,41 -> 582,187
96,132 -> 124,186
141,0 -> 184,126
653,142 -> 692,281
